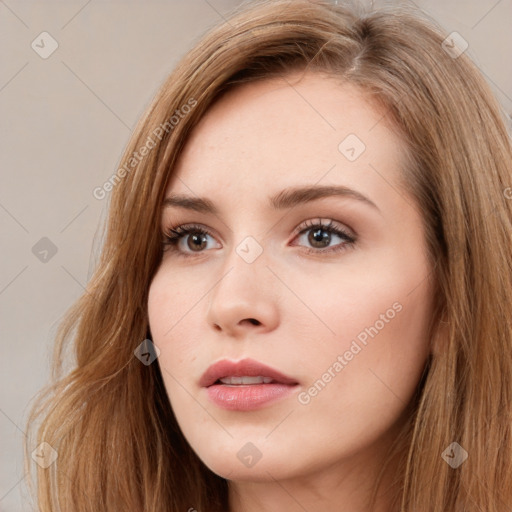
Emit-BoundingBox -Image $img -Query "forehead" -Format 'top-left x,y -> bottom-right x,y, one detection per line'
167,72 -> 405,206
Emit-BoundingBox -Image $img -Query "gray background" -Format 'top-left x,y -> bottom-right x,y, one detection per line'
1,1 -> 511,510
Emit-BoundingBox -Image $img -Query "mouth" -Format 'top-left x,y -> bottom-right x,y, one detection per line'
200,357 -> 299,388
215,375 -> 279,385
200,358 -> 299,411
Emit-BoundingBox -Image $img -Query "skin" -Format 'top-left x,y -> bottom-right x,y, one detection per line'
147,71 -> 435,512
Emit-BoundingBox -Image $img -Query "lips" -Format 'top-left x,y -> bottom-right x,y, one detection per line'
199,358 -> 298,388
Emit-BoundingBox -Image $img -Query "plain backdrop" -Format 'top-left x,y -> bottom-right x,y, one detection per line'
1,1 -> 511,510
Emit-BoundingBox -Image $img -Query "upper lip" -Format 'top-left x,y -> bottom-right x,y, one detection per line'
200,358 -> 299,387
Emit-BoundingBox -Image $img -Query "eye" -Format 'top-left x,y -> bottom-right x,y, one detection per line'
162,218 -> 356,258
162,223 -> 219,256
291,218 -> 356,255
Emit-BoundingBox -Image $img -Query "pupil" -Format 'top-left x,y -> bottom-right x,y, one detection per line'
188,233 -> 207,251
310,228 -> 330,248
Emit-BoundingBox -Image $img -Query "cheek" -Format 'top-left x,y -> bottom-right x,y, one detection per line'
147,268 -> 198,366
289,245 -> 433,399
147,261 -> 198,338
288,257 -> 430,350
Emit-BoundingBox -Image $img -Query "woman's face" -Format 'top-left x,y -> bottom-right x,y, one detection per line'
147,72 -> 434,483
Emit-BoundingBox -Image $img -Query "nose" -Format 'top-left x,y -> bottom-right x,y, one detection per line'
206,241 -> 280,338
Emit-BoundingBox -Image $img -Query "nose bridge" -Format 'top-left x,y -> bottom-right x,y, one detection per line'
206,233 -> 279,334
219,231 -> 269,290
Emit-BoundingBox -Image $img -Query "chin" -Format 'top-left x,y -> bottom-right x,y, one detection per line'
190,439 -> 294,481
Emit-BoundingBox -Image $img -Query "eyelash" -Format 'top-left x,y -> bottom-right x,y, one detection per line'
162,219 -> 356,258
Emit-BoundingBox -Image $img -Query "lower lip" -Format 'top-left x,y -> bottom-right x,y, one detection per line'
205,383 -> 298,411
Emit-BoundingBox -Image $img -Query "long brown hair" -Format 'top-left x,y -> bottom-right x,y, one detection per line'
24,1 -> 512,510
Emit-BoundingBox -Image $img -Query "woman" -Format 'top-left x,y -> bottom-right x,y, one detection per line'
25,1 -> 512,511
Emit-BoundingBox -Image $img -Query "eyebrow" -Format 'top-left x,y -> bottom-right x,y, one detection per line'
162,185 -> 380,214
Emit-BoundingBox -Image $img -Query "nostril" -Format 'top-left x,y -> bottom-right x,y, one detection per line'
246,318 -> 260,326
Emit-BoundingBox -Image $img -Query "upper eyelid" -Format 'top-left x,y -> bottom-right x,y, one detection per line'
295,218 -> 355,237
163,218 -> 355,243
